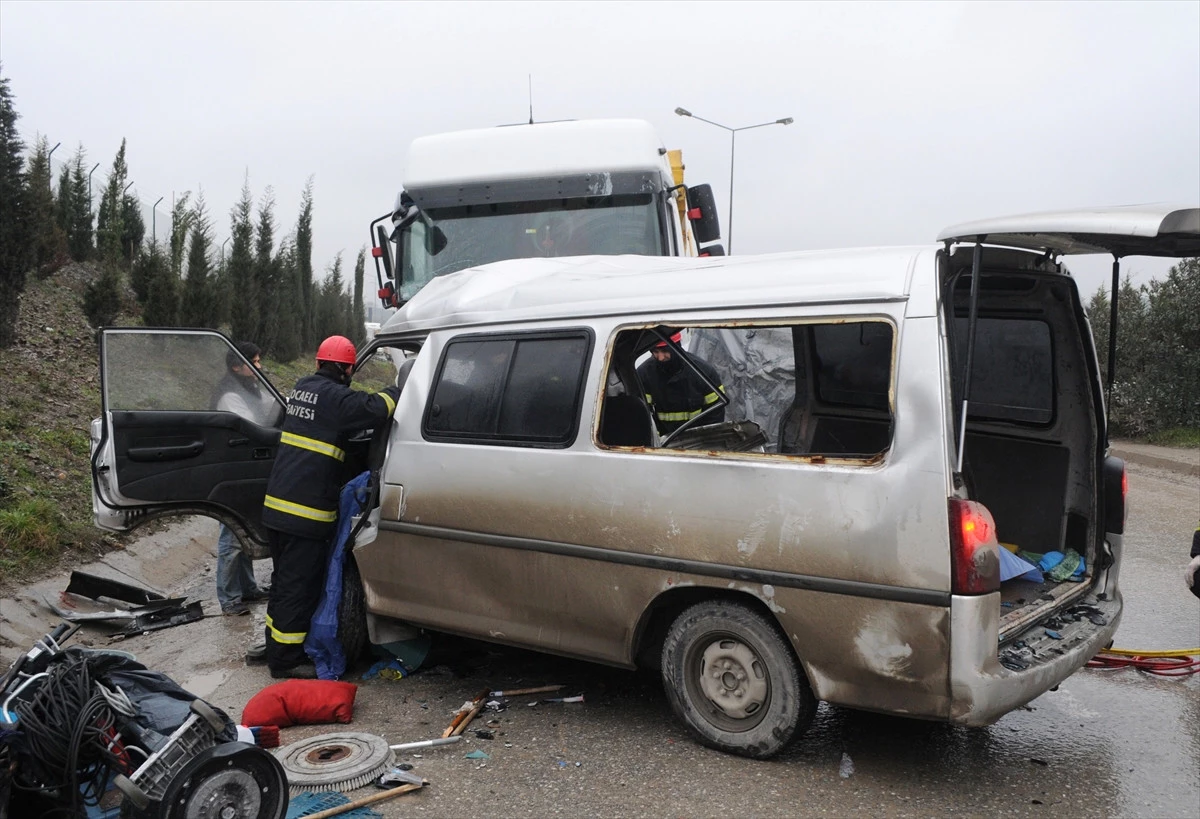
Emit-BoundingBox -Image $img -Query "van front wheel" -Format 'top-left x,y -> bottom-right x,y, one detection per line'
662,600 -> 814,758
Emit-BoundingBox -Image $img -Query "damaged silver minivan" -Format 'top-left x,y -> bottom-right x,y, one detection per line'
91,205 -> 1198,757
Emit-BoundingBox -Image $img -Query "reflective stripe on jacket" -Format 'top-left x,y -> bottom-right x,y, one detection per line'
637,355 -> 726,434
262,369 -> 400,539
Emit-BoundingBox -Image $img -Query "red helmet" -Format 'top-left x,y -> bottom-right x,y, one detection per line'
654,332 -> 683,349
316,335 -> 357,365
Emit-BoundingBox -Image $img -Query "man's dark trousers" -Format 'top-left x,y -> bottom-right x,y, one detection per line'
265,529 -> 330,671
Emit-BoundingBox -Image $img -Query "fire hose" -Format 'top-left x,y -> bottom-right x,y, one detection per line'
1086,647 -> 1200,676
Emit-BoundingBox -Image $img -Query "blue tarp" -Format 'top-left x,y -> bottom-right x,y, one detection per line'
999,546 -> 1044,583
305,470 -> 370,680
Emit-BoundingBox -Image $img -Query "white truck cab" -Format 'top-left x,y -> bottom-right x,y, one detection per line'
369,119 -> 722,308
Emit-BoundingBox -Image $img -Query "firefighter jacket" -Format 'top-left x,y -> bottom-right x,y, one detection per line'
637,354 -> 726,434
262,369 -> 400,540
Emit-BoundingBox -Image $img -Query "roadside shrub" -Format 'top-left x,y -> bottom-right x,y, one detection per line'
83,267 -> 122,327
0,497 -> 61,553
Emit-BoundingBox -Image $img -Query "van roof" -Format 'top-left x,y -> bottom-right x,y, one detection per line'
380,246 -> 932,334
403,119 -> 669,191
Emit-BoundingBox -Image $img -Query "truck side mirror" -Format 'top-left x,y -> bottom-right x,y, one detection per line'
699,244 -> 725,257
686,184 -> 722,245
375,224 -> 395,280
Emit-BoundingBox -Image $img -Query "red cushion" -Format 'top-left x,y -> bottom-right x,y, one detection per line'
241,679 -> 358,728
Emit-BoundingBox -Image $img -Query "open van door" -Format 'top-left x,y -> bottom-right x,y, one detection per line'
937,204 -> 1199,258
937,204 -> 1199,449
90,329 -> 286,556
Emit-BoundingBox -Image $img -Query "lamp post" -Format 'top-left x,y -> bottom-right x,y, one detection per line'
674,108 -> 792,254
88,163 -> 100,210
152,196 -> 164,244
47,142 -> 61,189
122,182 -> 134,259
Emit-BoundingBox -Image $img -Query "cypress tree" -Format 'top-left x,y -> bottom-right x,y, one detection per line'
272,237 -> 302,362
120,189 -> 144,263
351,246 -> 366,346
180,194 -> 217,328
295,178 -> 315,350
254,189 -> 278,350
66,146 -> 92,260
82,267 -> 122,327
312,253 -> 343,344
96,139 -> 129,265
142,242 -> 178,326
57,161 -> 74,242
26,135 -> 66,274
227,175 -> 257,343
0,69 -> 30,348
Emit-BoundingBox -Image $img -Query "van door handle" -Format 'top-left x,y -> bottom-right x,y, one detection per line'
127,442 -> 203,462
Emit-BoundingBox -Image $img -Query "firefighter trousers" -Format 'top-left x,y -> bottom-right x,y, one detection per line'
264,528 -> 330,671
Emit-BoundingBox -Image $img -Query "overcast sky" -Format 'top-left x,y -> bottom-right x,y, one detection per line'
2,0 -> 1197,299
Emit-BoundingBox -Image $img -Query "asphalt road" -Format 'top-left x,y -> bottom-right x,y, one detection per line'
1,456 -> 1197,817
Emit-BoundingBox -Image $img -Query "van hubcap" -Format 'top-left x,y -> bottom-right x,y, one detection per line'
699,638 -> 768,720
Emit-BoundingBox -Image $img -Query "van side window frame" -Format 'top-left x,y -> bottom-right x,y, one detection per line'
422,328 -> 594,449
600,317 -> 897,462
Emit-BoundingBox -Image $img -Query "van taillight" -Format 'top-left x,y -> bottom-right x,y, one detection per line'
949,499 -> 1000,595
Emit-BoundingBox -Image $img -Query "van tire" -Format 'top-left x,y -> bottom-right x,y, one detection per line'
338,556 -> 368,664
662,600 -> 814,758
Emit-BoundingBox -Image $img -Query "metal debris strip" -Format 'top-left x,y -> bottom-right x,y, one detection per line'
46,570 -> 204,637
64,571 -> 167,605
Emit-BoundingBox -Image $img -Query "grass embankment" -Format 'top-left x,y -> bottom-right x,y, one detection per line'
1142,428 -> 1200,448
0,264 -> 114,581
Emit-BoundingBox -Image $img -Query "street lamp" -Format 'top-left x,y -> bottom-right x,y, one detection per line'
152,196 -> 164,244
88,163 -> 100,210
47,142 -> 61,189
675,107 -> 792,254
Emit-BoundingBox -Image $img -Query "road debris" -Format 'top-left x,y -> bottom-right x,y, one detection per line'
388,735 -> 462,752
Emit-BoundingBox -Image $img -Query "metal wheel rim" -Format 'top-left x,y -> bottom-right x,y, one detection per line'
177,768 -> 261,819
686,630 -> 771,732
274,732 -> 394,790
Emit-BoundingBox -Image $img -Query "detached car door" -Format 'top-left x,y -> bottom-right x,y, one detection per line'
91,329 -> 285,551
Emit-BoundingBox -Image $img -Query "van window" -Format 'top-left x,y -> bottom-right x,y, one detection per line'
952,318 -> 1053,425
424,332 -> 591,446
601,321 -> 895,459
812,323 -> 892,411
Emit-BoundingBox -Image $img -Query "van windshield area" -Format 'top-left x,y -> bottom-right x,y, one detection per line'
397,194 -> 663,300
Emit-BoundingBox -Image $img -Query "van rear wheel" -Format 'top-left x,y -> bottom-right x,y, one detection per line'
661,600 -> 814,758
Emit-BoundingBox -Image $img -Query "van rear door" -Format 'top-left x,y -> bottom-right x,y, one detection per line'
937,204 -> 1199,257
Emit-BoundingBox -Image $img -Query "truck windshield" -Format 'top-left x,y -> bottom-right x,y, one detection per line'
397,193 -> 663,300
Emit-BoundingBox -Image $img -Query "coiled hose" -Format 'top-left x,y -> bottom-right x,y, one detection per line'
1086,647 -> 1200,676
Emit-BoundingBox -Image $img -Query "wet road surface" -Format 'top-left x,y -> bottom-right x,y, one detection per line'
1,459 -> 1197,817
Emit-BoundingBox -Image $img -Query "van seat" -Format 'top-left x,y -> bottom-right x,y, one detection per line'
601,394 -> 654,447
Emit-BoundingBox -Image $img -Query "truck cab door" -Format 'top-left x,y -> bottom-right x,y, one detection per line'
90,329 -> 286,552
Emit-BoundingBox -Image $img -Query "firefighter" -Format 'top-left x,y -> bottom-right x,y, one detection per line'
248,335 -> 402,678
637,332 -> 726,436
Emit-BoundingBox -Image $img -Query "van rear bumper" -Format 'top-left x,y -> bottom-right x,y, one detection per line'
948,590 -> 1122,726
